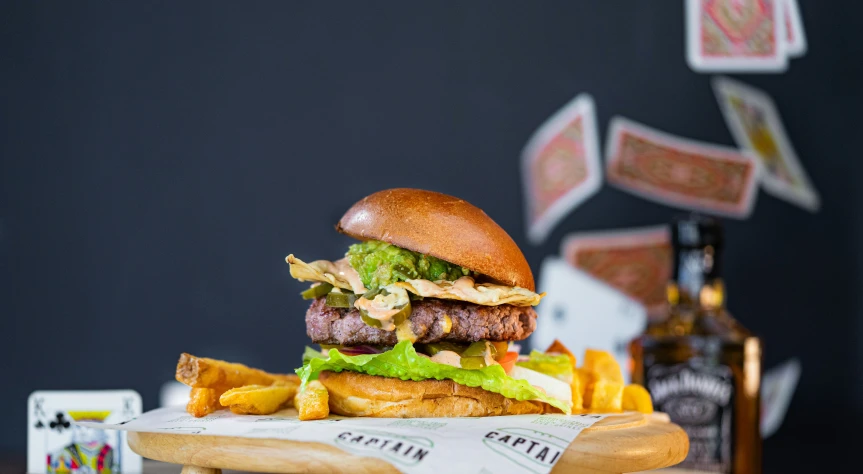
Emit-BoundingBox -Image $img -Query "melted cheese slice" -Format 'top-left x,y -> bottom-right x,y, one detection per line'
286,254 -> 543,307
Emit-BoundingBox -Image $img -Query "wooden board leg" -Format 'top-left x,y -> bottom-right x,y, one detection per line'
181,466 -> 221,474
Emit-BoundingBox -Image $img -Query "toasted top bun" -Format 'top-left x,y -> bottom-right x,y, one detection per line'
337,188 -> 535,291
318,371 -> 552,417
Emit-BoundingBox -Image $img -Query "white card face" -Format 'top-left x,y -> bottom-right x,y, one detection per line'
159,381 -> 191,408
530,257 -> 647,384
685,0 -> 788,73
782,0 -> 807,57
28,390 -> 143,473
761,358 -> 801,439
522,93 -> 602,245
712,76 -> 820,212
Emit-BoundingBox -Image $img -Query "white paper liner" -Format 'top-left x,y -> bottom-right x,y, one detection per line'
79,406 -> 607,474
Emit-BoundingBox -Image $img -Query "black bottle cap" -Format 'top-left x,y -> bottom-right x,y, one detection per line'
671,214 -> 724,250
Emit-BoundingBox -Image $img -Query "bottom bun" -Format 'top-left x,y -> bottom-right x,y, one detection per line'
318,370 -> 554,417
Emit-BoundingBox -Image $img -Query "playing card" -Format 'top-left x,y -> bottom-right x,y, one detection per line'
782,0 -> 807,57
561,225 -> 671,320
531,257 -> 647,384
712,76 -> 820,211
760,358 -> 801,438
605,116 -> 760,218
28,390 -> 143,473
686,0 -> 787,72
522,93 -> 602,245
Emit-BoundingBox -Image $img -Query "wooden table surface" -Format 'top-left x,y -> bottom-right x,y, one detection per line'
129,412 -> 689,474
140,460 -> 707,474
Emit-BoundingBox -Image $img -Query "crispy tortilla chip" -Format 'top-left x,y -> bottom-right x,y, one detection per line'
590,379 -> 624,413
583,349 -> 624,384
570,369 -> 584,412
576,367 -> 594,409
286,254 -> 543,306
286,255 -> 356,292
623,384 -> 654,414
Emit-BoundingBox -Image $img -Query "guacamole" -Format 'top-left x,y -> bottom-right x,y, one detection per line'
346,240 -> 473,290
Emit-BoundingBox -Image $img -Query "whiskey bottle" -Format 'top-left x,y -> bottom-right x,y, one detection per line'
630,215 -> 761,473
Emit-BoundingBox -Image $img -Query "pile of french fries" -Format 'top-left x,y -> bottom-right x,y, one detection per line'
545,340 -> 653,414
175,353 -> 329,420
175,341 -> 652,421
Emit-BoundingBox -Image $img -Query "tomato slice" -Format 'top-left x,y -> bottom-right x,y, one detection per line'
499,351 -> 519,374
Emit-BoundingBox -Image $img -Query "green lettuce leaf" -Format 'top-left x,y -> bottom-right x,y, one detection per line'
296,341 -> 571,414
303,346 -> 327,364
516,350 -> 574,382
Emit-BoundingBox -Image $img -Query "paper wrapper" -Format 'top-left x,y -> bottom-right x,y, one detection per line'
79,407 -> 606,473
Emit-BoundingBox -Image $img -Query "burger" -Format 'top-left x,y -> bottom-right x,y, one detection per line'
288,188 -> 574,417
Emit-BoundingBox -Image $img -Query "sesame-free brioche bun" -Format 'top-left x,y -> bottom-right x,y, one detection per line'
318,371 -> 552,417
336,188 -> 535,291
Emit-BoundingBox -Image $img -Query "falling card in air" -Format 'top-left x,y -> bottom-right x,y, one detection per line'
561,225 -> 672,320
761,358 -> 801,438
685,0 -> 787,73
532,257 -> 647,384
712,76 -> 819,212
782,0 -> 807,57
522,94 -> 602,245
605,116 -> 760,218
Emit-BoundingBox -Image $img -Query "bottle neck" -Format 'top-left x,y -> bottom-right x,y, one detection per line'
668,245 -> 725,311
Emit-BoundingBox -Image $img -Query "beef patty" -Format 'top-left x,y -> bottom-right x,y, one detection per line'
305,297 -> 537,346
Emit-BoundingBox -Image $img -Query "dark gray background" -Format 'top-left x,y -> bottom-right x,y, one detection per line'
2,1 -> 861,471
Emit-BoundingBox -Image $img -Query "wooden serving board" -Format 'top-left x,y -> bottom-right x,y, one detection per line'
129,412 -> 687,474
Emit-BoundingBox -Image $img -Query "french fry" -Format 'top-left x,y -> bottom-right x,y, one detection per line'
545,339 -> 577,368
622,384 -> 654,414
187,387 -> 226,417
175,353 -> 296,391
589,379 -> 623,413
176,353 -> 298,417
273,376 -> 301,386
583,349 -> 623,383
220,383 -> 298,415
295,380 -> 329,421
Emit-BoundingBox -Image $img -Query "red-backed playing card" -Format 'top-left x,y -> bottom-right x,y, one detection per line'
561,225 -> 671,319
782,0 -> 806,57
686,0 -> 787,72
605,116 -> 760,219
522,94 -> 602,245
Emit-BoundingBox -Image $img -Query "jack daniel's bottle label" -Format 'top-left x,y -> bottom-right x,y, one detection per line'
647,361 -> 734,473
